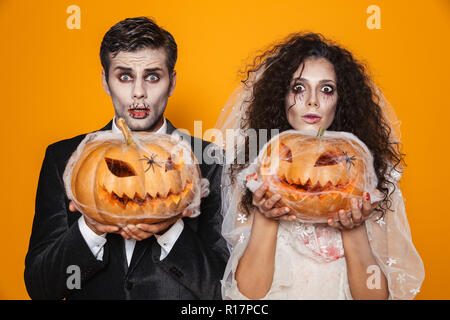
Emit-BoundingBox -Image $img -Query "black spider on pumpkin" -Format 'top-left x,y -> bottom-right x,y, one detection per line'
139,154 -> 163,173
342,151 -> 357,171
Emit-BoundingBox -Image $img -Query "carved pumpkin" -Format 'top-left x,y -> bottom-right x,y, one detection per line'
258,129 -> 373,222
67,118 -> 200,226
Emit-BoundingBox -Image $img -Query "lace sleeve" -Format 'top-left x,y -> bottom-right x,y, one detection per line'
365,169 -> 425,299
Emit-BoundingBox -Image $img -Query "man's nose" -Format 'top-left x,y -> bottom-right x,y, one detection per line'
132,79 -> 147,99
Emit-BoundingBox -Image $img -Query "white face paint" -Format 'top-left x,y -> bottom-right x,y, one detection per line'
102,47 -> 176,131
285,57 -> 338,131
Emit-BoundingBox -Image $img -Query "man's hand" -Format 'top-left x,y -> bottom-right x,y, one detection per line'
69,201 -> 191,240
119,209 -> 192,241
69,201 -> 119,235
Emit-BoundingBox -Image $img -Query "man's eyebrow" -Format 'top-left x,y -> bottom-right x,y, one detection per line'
114,66 -> 133,72
144,67 -> 163,73
113,67 -> 164,73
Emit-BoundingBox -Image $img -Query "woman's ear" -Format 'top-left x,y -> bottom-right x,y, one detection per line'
101,69 -> 111,96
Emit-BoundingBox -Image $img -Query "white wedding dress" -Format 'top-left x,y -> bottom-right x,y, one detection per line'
221,168 -> 425,300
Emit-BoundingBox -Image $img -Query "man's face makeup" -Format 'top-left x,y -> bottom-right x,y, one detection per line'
102,47 -> 176,131
285,57 -> 338,131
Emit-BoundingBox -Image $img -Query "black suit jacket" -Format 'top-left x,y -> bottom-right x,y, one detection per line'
24,119 -> 228,299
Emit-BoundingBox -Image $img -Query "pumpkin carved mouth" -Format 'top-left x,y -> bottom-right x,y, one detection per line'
277,176 -> 358,198
100,182 -> 193,209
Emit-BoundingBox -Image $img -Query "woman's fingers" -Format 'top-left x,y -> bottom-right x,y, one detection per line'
350,198 -> 363,224
279,212 -> 297,222
252,183 -> 269,205
266,207 -> 291,219
261,194 -> 281,211
361,192 -> 373,218
327,217 -> 343,229
338,209 -> 355,228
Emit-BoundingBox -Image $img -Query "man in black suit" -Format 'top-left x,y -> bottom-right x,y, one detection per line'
24,17 -> 228,299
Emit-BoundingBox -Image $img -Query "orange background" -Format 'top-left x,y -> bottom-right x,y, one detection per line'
0,0 -> 449,299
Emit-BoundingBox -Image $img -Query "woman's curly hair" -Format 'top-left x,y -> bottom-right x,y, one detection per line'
231,32 -> 405,218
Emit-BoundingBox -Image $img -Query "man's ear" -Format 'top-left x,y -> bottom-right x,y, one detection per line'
101,69 -> 111,96
169,70 -> 177,97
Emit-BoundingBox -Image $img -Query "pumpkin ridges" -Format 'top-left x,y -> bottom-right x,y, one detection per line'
75,144 -> 109,224
259,131 -> 367,221
140,143 -> 171,198
70,119 -> 201,226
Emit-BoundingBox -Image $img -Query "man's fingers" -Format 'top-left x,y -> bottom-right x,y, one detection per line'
181,209 -> 192,218
69,201 -> 78,212
136,216 -> 179,235
125,225 -> 153,241
96,224 -> 120,234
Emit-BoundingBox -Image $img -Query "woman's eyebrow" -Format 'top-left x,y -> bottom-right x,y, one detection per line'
292,77 -> 336,84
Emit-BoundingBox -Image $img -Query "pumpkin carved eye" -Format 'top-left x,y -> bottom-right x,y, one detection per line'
165,157 -> 175,171
279,143 -> 293,163
105,157 -> 137,177
314,151 -> 356,170
314,151 -> 342,167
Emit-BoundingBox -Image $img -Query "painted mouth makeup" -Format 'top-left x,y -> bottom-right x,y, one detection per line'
302,113 -> 322,124
128,104 -> 151,119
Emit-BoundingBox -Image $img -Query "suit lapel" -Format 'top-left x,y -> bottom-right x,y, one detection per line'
165,118 -> 176,134
126,236 -> 158,275
100,120 -> 113,131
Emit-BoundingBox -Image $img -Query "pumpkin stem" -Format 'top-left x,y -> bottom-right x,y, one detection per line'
317,127 -> 325,138
116,117 -> 135,146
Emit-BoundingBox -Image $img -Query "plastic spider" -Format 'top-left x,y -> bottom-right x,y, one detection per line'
139,154 -> 163,173
342,151 -> 356,170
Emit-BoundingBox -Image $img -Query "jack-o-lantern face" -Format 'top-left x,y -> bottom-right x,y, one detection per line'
259,130 -> 368,222
69,118 -> 199,226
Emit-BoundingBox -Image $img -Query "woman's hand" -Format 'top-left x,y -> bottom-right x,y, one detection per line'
252,182 -> 296,221
327,192 -> 379,230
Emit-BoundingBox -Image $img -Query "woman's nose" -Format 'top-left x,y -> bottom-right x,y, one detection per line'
306,91 -> 319,108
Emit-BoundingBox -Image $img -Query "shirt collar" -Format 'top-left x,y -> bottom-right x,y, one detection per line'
111,117 -> 167,134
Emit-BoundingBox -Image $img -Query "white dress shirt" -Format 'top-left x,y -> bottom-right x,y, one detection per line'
78,117 -> 185,265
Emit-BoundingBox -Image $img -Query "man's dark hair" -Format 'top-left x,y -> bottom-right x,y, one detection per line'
100,16 -> 177,81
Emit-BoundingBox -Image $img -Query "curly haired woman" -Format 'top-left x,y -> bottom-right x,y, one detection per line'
218,32 -> 424,300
